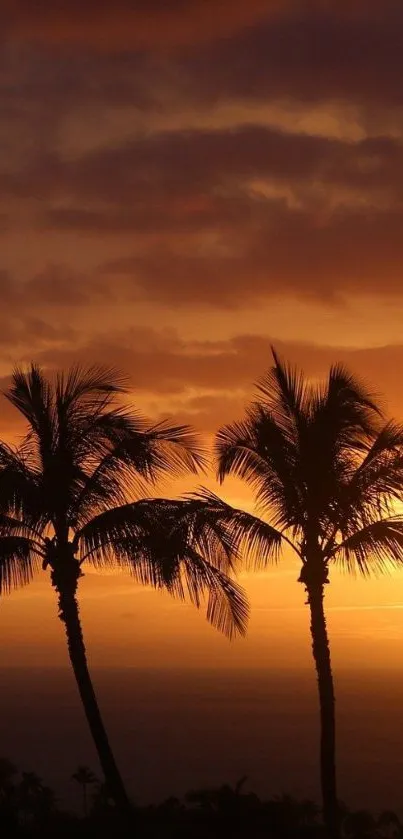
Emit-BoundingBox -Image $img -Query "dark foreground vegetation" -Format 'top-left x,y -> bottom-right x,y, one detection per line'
0,759 -> 401,839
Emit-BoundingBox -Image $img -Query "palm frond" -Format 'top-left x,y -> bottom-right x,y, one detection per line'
255,348 -> 309,441
56,364 -> 128,408
185,489 -> 288,569
68,408 -> 152,477
123,532 -> 249,639
288,367 -> 382,540
0,536 -> 41,594
72,419 -> 205,528
321,422 -> 403,552
146,420 -> 206,475
76,498 -> 248,637
74,501 -> 153,568
325,363 -> 382,429
82,416 -> 205,483
0,443 -> 44,529
4,365 -> 56,470
75,498 -> 227,569
180,547 -> 249,638
310,364 -> 382,467
347,422 -> 403,502
332,517 -> 403,577
215,408 -> 302,530
0,513 -> 45,548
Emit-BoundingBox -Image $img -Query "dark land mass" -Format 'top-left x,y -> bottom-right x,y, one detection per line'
0,666 -> 401,816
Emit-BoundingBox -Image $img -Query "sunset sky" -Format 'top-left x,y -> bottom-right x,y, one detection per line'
2,0 -> 403,674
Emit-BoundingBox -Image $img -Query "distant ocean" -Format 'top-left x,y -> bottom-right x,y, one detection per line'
0,666 -> 401,813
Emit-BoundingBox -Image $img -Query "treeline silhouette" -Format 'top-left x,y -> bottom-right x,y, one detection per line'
1,758 -> 401,839
1,350 -> 403,838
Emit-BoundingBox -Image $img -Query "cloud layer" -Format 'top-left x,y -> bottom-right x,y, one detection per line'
1,1 -> 403,435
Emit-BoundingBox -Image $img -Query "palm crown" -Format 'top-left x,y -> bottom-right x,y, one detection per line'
189,350 -> 403,579
0,364 -> 247,636
71,766 -> 97,786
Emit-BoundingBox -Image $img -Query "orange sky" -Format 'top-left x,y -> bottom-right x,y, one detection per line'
2,0 -> 403,674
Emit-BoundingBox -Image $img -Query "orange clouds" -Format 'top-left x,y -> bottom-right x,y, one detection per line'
22,329 -> 403,430
1,0 -> 403,436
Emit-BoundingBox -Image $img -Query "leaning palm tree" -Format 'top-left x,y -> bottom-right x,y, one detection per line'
184,350 -> 403,839
0,364 -> 248,816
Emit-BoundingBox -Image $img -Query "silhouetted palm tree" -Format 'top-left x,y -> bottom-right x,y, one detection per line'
19,770 -> 56,825
0,757 -> 18,829
0,364 -> 248,816
185,350 -> 403,839
19,771 -> 44,799
377,811 -> 403,839
186,776 -> 250,815
72,765 -> 97,817
0,757 -> 17,797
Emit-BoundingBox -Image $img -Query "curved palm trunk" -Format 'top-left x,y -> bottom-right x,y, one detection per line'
306,581 -> 339,839
51,565 -> 131,819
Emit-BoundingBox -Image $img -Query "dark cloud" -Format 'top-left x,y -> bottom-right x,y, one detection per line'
41,203 -> 223,235
1,125 -> 402,309
2,1 -> 402,162
2,122 -> 403,308
3,1 -> 300,50
0,46 -> 161,118
4,128 -> 402,205
25,264 -> 112,306
5,1 -> 400,119
100,204 -> 403,307
0,312 -> 77,374
0,264 -> 112,311
4,1 -> 399,54
183,7 -> 403,109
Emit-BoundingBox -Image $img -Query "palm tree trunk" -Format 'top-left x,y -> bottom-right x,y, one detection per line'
53,575 -> 131,819
306,581 -> 339,839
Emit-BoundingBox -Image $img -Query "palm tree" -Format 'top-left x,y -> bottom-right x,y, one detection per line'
184,350 -> 403,839
0,364 -> 248,816
0,757 -> 18,829
71,765 -> 97,817
18,770 -> 56,824
0,757 -> 17,798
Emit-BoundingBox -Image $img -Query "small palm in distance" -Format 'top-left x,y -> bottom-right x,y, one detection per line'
0,364 -> 248,816
72,765 -> 97,817
185,348 -> 403,839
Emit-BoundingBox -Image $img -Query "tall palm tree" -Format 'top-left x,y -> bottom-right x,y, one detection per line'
0,364 -> 248,816
184,350 -> 403,839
